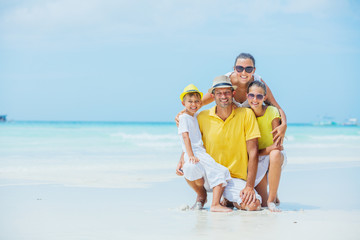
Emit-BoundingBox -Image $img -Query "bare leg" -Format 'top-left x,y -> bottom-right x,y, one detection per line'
267,150 -> 284,212
210,184 -> 232,212
255,175 -> 268,207
185,178 -> 207,209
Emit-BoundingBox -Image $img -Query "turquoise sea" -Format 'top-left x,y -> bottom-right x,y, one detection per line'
1,121 -> 360,240
1,121 -> 360,188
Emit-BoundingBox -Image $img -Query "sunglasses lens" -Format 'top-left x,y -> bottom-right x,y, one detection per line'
245,67 -> 254,73
235,66 -> 244,72
248,93 -> 255,99
256,94 -> 264,100
236,66 -> 254,73
248,93 -> 264,100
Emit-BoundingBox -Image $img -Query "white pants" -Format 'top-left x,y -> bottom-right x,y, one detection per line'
183,151 -> 231,191
223,178 -> 262,205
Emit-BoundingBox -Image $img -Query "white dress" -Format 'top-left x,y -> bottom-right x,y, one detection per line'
178,113 -> 231,191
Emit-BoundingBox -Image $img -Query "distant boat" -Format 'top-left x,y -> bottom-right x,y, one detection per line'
343,118 -> 358,126
316,120 -> 337,126
0,115 -> 6,122
313,116 -> 337,126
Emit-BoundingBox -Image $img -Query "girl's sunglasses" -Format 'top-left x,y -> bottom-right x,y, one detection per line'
247,93 -> 264,100
235,66 -> 254,73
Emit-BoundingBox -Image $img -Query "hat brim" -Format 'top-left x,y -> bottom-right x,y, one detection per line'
208,85 -> 237,93
180,90 -> 203,101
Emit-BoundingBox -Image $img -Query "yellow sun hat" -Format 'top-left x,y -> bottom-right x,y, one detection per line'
180,84 -> 203,101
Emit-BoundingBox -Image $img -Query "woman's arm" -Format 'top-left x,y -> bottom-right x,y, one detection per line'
261,79 -> 287,146
258,117 -> 283,156
201,92 -> 214,106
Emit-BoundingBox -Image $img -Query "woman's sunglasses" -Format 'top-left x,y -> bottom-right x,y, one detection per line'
235,66 -> 254,73
247,93 -> 264,100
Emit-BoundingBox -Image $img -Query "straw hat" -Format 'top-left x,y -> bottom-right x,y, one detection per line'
180,84 -> 203,101
208,75 -> 237,93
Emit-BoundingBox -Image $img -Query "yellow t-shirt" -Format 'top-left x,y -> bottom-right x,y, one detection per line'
197,107 -> 261,180
257,106 -> 281,150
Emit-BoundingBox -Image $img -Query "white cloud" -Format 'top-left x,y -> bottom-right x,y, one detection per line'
228,0 -> 351,21
0,0 -> 357,52
0,0 -> 354,30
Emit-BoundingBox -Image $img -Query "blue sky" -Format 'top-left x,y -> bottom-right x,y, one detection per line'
1,0 -> 359,123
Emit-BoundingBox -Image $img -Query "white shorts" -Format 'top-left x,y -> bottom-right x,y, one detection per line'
182,151 -> 231,192
254,150 -> 287,186
223,178 -> 262,205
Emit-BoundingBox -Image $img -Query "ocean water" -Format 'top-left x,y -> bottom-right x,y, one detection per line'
0,121 -> 359,188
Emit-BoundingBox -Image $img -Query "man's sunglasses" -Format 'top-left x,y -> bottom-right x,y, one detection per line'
247,93 -> 264,100
235,66 -> 254,73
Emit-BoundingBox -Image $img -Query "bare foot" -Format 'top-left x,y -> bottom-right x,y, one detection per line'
275,196 -> 280,206
191,197 -> 207,210
210,204 -> 233,212
268,202 -> 281,212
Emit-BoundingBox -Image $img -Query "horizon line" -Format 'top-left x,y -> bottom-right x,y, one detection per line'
1,120 -> 356,126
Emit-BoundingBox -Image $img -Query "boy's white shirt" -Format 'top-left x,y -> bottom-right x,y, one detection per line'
177,112 -> 205,155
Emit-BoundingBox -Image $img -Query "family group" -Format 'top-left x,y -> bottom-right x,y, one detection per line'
176,53 -> 287,212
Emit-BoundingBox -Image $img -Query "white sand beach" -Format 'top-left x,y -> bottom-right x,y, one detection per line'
1,123 -> 360,240
1,162 -> 360,240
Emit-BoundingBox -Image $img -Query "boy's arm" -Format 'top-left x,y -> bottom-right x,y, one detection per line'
176,152 -> 185,176
182,132 -> 199,163
240,138 -> 259,206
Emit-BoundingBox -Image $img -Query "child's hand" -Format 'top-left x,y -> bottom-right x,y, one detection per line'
176,161 -> 184,176
189,156 -> 200,164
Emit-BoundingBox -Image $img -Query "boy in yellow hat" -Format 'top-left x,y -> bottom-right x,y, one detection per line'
178,84 -> 232,212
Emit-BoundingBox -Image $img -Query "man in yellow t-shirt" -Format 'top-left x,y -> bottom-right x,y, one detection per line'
177,75 -> 262,211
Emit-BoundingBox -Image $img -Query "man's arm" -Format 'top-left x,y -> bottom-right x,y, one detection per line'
240,138 -> 259,205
